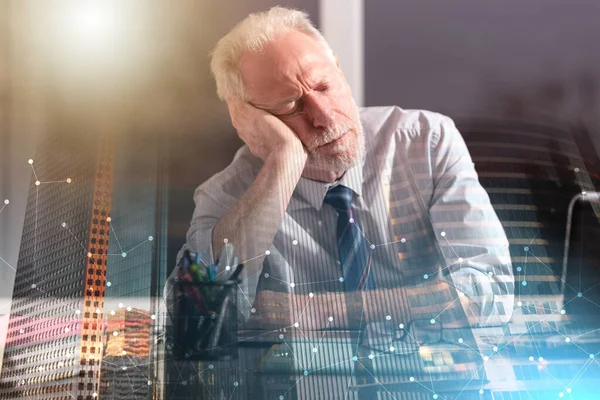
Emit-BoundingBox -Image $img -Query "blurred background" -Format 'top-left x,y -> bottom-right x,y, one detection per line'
1,0 -> 600,399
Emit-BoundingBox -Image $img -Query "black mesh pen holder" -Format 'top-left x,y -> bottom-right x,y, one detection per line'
166,262 -> 244,362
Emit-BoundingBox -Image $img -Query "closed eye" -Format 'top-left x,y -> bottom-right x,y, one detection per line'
276,99 -> 304,117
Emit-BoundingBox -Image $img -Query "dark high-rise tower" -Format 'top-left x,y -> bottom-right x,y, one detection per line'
98,127 -> 168,400
0,111 -> 115,399
0,104 -> 168,399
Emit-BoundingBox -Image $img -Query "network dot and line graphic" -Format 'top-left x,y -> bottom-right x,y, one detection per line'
2,157 -> 600,399
0,158 -> 158,399
163,191 -> 600,400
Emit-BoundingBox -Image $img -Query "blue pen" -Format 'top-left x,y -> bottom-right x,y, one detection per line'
182,251 -> 191,270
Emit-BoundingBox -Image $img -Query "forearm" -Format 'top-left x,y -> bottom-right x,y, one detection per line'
249,281 -> 472,330
249,289 -> 398,330
362,281 -> 471,327
302,283 -> 467,329
249,290 -> 349,329
212,149 -> 306,275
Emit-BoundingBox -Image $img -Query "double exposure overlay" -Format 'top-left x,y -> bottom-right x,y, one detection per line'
1,2 -> 600,400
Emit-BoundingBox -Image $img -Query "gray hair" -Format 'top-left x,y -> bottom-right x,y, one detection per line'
210,6 -> 334,101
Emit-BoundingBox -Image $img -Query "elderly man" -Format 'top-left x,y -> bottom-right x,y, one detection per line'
177,6 -> 514,331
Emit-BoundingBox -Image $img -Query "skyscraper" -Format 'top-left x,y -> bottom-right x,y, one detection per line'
98,127 -> 168,400
0,104 -> 167,399
457,117 -> 600,399
0,109 -> 115,399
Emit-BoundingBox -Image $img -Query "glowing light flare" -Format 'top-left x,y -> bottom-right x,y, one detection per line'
42,0 -> 146,80
58,1 -> 119,51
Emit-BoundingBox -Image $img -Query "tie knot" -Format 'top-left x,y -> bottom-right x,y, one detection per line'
324,185 -> 353,213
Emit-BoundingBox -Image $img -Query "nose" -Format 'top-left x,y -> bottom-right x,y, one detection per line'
304,92 -> 335,129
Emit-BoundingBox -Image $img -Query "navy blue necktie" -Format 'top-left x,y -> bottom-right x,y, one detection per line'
324,185 -> 375,291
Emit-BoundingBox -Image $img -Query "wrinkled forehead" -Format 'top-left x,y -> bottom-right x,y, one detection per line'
239,31 -> 337,106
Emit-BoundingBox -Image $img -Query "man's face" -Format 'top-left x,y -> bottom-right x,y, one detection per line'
239,30 -> 363,171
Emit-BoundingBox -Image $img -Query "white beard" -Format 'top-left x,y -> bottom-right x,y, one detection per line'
307,100 -> 364,172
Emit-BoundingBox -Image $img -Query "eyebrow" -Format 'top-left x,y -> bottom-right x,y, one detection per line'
257,76 -> 329,110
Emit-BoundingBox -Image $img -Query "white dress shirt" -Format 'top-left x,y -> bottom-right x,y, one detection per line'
176,106 -> 515,326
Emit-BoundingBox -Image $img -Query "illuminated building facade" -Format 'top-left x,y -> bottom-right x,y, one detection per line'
0,109 -> 167,399
458,118 -> 600,318
0,116 -> 114,399
457,118 -> 600,399
98,128 -> 168,400
100,308 -> 152,399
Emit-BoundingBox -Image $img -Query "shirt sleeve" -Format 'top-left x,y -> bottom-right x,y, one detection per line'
165,184 -> 260,320
428,116 -> 515,326
175,186 -> 227,269
169,155 -> 264,320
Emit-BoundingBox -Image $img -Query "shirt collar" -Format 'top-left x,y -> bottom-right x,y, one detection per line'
292,159 -> 364,211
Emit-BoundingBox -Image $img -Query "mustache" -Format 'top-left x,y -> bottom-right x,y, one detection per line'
306,122 -> 354,149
